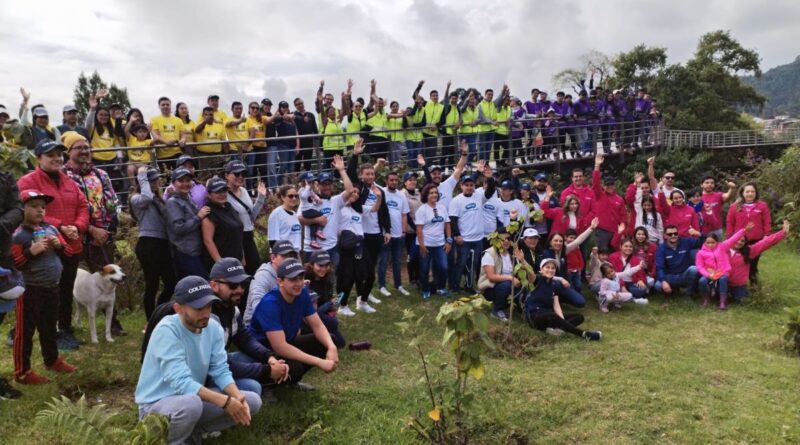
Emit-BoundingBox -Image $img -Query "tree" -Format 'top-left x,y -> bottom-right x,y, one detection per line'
552,50 -> 613,94
610,44 -> 668,92
73,71 -> 131,121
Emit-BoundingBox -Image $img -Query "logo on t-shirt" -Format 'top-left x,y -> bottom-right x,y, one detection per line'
484,204 -> 495,211
320,207 -> 332,216
368,192 -> 377,200
465,203 -> 477,210
291,224 -> 301,232
351,215 -> 361,222
431,216 -> 444,223
387,200 -> 398,208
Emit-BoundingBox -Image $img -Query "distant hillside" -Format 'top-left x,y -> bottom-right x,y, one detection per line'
741,56 -> 800,118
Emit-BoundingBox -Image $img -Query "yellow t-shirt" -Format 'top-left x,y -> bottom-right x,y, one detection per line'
196,122 -> 227,154
128,138 -> 153,162
246,116 -> 267,149
197,110 -> 228,126
89,126 -> 118,162
150,115 -> 184,159
181,120 -> 196,143
225,116 -> 249,152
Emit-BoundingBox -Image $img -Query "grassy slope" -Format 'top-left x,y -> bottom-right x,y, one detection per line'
1,245 -> 799,445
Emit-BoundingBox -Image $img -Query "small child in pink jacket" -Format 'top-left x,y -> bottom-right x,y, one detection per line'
695,225 -> 750,310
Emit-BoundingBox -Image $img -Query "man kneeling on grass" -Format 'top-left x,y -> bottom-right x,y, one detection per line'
136,276 -> 262,444
248,258 -> 339,390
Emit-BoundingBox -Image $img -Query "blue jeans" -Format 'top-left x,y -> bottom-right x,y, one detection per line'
623,281 -> 647,299
478,132 -> 494,161
278,145 -> 296,185
172,250 -> 208,280
419,245 -> 447,292
242,151 -> 257,189
567,271 -> 583,292
554,279 -> 586,307
699,275 -> 729,296
462,134 -> 478,163
656,266 -> 700,296
729,285 -> 749,302
406,140 -> 422,168
266,145 -> 281,189
484,280 -> 512,313
452,240 -> 483,292
378,237 -> 404,289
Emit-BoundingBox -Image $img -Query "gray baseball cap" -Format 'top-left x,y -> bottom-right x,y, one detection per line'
210,258 -> 251,283
277,258 -> 305,279
272,240 -> 297,256
174,276 -> 220,309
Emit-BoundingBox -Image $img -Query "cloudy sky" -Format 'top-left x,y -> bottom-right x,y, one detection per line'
1,0 -> 798,118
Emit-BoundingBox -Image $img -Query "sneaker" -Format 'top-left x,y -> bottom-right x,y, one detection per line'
367,293 -> 382,304
292,382 -> 316,392
0,377 -> 21,399
545,328 -> 565,337
379,287 -> 392,297
337,306 -> 356,317
60,329 -> 83,346
15,370 -> 50,385
6,328 -> 14,347
490,310 -> 509,322
46,357 -> 77,374
633,298 -> 649,305
397,286 -> 411,297
314,230 -> 326,241
309,240 -> 322,250
613,303 -> 623,309
436,289 -> 450,298
582,331 -> 603,341
599,306 -> 609,313
356,300 -> 377,313
422,291 -> 432,300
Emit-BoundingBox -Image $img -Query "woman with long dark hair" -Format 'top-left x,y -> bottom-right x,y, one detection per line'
541,217 -> 598,308
726,182 -> 772,282
201,177 -> 244,267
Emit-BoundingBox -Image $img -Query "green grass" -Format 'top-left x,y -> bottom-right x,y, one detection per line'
2,245 -> 800,444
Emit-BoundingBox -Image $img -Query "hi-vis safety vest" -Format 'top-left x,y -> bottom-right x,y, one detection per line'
322,120 -> 344,151
366,110 -> 389,139
423,101 -> 443,137
345,111 -> 366,146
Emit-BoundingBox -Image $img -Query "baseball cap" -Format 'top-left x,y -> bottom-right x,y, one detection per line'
175,154 -> 197,168
277,258 -> 305,279
603,175 -> 616,185
540,258 -> 559,270
206,177 -> 228,193
429,165 -> 442,173
500,180 -> 514,189
210,257 -> 251,283
460,174 -> 476,184
522,228 -> 540,239
145,167 -> 161,182
272,240 -> 297,256
19,189 -> 54,204
62,105 -> 78,113
224,160 -> 247,173
174,276 -> 219,309
299,171 -> 317,182
520,183 -> 531,191
261,98 -> 273,105
32,107 -> 49,118
0,106 -> 10,118
403,171 -> 417,182
207,94 -> 220,101
309,250 -> 331,265
534,172 -> 548,181
171,167 -> 193,182
34,140 -> 66,156
317,172 -> 334,183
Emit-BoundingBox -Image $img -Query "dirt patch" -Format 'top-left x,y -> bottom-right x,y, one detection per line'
488,327 -> 544,358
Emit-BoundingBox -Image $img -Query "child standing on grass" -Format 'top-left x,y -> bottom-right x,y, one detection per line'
597,263 -> 648,313
11,190 -> 78,385
298,172 -> 326,250
695,225 -> 750,310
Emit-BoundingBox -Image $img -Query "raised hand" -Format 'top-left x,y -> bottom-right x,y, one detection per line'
459,139 -> 468,156
595,152 -> 604,167
417,153 -> 426,167
332,154 -> 345,171
256,180 -> 267,197
617,222 -> 626,234
647,156 -> 655,165
545,184 -> 553,197
353,137 -> 365,155
20,88 -> 30,103
634,171 -> 644,183
590,217 -> 599,230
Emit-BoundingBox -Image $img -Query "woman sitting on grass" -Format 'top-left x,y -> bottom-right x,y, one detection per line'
540,217 -> 599,308
727,219 -> 790,303
524,258 -> 602,341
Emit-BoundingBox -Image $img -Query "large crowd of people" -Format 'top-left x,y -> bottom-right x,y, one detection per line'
0,82 -> 786,443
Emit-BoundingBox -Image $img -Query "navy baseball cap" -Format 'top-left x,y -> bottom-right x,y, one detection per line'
277,258 -> 305,279
318,172 -> 334,183
429,165 -> 442,173
210,258 -> 251,283
299,171 -> 317,182
603,175 -> 616,185
145,167 -> 161,182
460,174 -> 476,184
175,154 -> 197,168
34,140 -> 66,156
207,94 -> 220,101
534,172 -> 548,181
309,250 -> 331,265
171,167 -> 193,182
403,171 -> 417,182
520,183 -> 531,191
500,180 -> 514,189
224,160 -> 247,173
206,177 -> 228,193
272,240 -> 297,256
174,276 -> 220,309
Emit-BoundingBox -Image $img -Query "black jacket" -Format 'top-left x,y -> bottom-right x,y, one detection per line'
0,172 -> 23,269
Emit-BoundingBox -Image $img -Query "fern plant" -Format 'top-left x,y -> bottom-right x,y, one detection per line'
36,395 -> 169,445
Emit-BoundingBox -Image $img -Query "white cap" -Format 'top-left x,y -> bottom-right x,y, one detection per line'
540,258 -> 559,270
522,228 -> 540,238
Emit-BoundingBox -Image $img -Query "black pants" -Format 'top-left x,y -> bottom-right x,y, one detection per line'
529,311 -> 585,337
242,231 -> 262,276
366,136 -> 390,158
441,135 -> 456,169
14,285 -> 59,376
748,239 -> 762,282
58,254 -> 80,333
337,249 -> 368,306
135,237 -> 178,320
422,135 -> 438,161
296,143 -> 315,172
405,233 -> 419,284
363,233 -> 383,296
284,334 -> 329,383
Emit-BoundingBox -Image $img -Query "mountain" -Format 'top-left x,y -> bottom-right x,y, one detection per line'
741,56 -> 800,118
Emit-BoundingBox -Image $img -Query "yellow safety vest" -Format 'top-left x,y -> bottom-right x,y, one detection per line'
461,107 -> 478,134
366,110 -> 389,139
423,102 -> 443,137
322,120 -> 344,151
386,116 -> 405,142
495,105 -> 511,136
345,111 -> 366,146
444,106 -> 460,135
478,100 -> 497,133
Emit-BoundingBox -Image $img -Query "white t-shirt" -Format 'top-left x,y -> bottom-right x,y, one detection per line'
268,206 -> 302,251
437,175 -> 458,210
361,188 -> 381,234
298,185 -> 319,213
414,203 -> 450,247
481,250 -> 513,275
339,206 -> 365,236
480,189 -> 501,236
303,193 -> 345,252
496,198 -> 529,227
383,187 -> 410,239
449,192 -> 487,242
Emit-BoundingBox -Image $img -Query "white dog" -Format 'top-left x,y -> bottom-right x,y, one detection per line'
74,264 -> 126,344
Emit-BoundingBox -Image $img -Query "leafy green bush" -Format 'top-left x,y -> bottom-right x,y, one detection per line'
621,147 -> 714,192
751,144 -> 800,240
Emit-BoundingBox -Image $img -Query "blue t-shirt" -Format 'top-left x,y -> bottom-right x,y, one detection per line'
248,287 -> 315,345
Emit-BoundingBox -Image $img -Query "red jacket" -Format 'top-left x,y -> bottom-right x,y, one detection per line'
609,251 -> 647,284
566,248 -> 584,272
17,167 -> 89,254
591,170 -> 626,233
657,191 -> 699,237
726,201 -> 771,241
610,233 -> 656,277
541,201 -> 589,238
559,183 -> 594,218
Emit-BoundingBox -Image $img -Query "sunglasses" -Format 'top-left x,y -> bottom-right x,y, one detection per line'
665,232 -> 679,237
249,106 -> 259,109
664,176 -> 675,180
286,194 -> 299,199
232,172 -> 245,178
216,281 -> 243,290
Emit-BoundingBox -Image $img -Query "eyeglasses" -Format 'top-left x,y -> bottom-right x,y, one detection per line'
286,194 -> 299,199
216,281 -> 243,290
665,232 -> 679,237
664,176 -> 675,180
249,106 -> 259,110
232,172 -> 245,178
